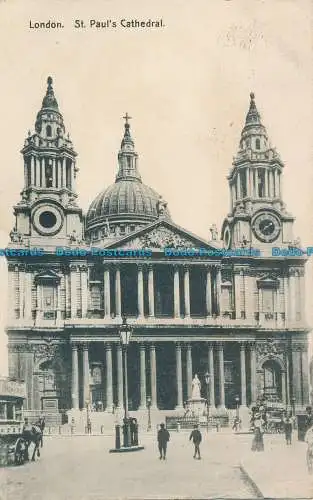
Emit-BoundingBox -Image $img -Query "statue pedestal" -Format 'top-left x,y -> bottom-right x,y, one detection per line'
185,398 -> 207,417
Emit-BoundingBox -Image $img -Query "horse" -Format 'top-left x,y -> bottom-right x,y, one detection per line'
22,423 -> 42,462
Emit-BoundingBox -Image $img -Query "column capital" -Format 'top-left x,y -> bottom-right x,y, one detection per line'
173,264 -> 180,272
207,342 -> 215,350
147,263 -> 154,272
216,341 -> 224,350
82,342 -> 89,350
139,342 -> 146,350
183,264 -> 190,272
104,342 -> 112,350
71,342 -> 79,350
248,341 -> 256,350
239,341 -> 247,350
175,341 -> 182,349
137,263 -> 144,271
70,264 -> 77,272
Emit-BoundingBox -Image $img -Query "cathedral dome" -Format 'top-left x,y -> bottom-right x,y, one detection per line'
85,116 -> 170,239
86,179 -> 169,225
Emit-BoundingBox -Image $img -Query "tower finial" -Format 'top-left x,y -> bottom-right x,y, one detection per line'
250,91 -> 255,101
47,76 -> 53,88
123,112 -> 132,126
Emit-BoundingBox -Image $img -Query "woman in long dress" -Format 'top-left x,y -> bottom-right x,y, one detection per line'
251,413 -> 265,451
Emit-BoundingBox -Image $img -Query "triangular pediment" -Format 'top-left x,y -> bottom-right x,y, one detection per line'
257,274 -> 279,287
105,219 -> 221,252
34,269 -> 60,282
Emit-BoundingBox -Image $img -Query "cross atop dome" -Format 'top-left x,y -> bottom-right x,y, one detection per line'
123,112 -> 132,125
41,75 -> 59,111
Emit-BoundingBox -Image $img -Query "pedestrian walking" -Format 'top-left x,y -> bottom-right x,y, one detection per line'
189,424 -> 202,459
87,417 -> 92,434
157,423 -> 170,460
283,412 -> 293,445
251,413 -> 264,452
37,416 -> 45,448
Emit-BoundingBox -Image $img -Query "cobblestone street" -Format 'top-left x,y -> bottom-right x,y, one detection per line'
0,431 -> 260,500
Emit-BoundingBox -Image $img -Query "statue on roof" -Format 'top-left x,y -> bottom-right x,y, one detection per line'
209,224 -> 218,241
157,196 -> 167,217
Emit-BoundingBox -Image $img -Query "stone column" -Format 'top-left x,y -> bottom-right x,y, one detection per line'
57,159 -> 62,188
62,157 -> 66,187
71,344 -> 79,409
283,275 -> 289,324
236,173 -> 241,200
205,267 -> 212,317
240,342 -> 247,406
103,266 -> 111,318
186,344 -> 193,399
215,266 -> 222,316
148,265 -> 155,317
81,266 -> 88,318
249,342 -> 257,405
183,266 -> 190,318
30,156 -> 35,185
19,266 -> 25,319
301,348 -> 310,405
105,343 -> 113,412
7,265 -> 15,321
36,283 -> 43,321
115,266 -> 121,318
249,167 -> 254,197
264,168 -> 269,197
291,343 -> 302,406
116,344 -> 123,409
150,344 -> 157,409
24,269 -> 32,320
35,157 -> 41,188
82,343 -> 90,407
173,265 -> 180,318
41,157 -> 45,187
245,273 -> 254,321
137,265 -> 144,318
56,281 -> 62,321
70,265 -> 77,318
289,271 -> 296,323
139,343 -> 146,409
234,271 -> 241,319
208,343 -> 215,407
274,169 -> 278,197
175,343 -> 183,409
71,161 -> 75,191
217,343 -> 225,410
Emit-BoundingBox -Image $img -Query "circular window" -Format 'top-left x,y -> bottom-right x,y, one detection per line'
32,204 -> 63,235
39,211 -> 57,228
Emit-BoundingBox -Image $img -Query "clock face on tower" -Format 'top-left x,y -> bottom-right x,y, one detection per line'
252,212 -> 281,243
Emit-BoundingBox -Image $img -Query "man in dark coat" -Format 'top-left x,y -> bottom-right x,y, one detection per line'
157,423 -> 170,460
189,424 -> 202,459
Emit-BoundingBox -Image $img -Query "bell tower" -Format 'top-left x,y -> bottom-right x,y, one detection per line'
221,92 -> 295,251
11,77 -> 83,246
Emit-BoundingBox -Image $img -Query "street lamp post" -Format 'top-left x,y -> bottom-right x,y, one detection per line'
291,396 -> 296,429
235,396 -> 240,420
147,396 -> 152,431
119,316 -> 133,447
204,372 -> 210,432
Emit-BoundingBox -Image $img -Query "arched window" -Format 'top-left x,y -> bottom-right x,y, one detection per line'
255,138 -> 261,150
46,125 -> 52,137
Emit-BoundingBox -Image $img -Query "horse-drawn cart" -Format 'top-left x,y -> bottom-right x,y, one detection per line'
0,377 -> 27,466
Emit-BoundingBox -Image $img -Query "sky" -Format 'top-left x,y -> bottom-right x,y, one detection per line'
0,0 -> 312,375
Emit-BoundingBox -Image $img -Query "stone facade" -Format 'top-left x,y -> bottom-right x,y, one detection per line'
6,80 -> 310,414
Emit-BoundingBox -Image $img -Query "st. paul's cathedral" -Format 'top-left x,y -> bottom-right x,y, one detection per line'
5,78 -> 310,420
